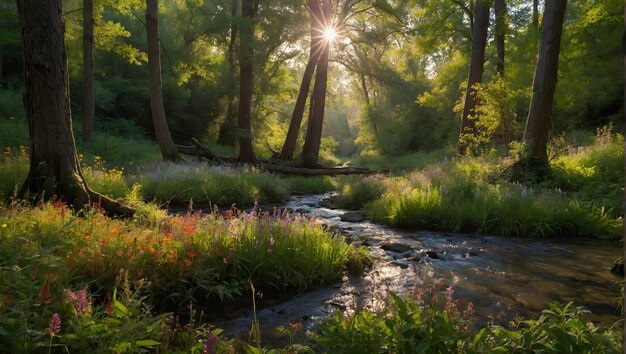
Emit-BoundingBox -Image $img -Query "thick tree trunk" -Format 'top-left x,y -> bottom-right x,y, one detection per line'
513,0 -> 567,179
146,0 -> 180,162
301,0 -> 331,168
82,0 -> 95,143
16,0 -> 133,217
494,0 -> 505,77
457,0 -> 490,156
532,0 -> 539,29
237,0 -> 259,164
218,0 -> 239,146
279,0 -> 321,161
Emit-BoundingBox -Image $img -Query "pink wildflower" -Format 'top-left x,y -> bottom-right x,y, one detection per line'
48,313 -> 61,335
462,302 -> 474,318
203,333 -> 219,354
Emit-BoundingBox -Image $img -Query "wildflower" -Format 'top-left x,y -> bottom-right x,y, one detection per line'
75,289 -> 91,314
104,293 -> 113,316
48,313 -> 61,335
39,283 -> 52,305
462,302 -> 474,318
1,223 -> 6,228
1,292 -> 13,309
203,333 -> 219,354
65,288 -> 91,315
445,286 -> 456,311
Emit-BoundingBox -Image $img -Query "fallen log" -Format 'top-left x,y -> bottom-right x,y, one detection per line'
261,163 -> 376,176
176,138 -> 378,176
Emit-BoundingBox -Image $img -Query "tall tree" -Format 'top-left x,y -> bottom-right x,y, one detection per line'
82,0 -> 95,143
146,0 -> 181,161
237,0 -> 260,164
457,0 -> 491,156
218,0 -> 239,146
279,0 -> 322,161
494,0 -> 506,77
513,0 -> 567,179
532,0 -> 539,29
301,0 -> 331,167
16,0 -> 132,216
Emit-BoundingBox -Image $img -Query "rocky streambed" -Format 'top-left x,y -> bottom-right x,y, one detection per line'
215,193 -> 622,344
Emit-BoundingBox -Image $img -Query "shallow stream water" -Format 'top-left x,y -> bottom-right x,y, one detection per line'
215,193 -> 622,343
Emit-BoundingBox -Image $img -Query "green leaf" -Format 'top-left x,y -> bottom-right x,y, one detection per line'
135,339 -> 161,347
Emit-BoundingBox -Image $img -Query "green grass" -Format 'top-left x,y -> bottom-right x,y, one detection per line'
133,162 -> 290,207
282,176 -> 337,195
338,137 -> 623,239
0,200 -> 369,352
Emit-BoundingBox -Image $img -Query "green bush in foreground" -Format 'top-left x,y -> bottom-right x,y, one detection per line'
315,296 -> 621,354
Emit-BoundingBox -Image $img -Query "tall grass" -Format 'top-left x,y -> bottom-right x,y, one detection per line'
339,138 -> 623,239
133,162 -> 290,207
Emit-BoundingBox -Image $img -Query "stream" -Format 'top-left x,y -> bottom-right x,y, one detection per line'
215,193 -> 622,344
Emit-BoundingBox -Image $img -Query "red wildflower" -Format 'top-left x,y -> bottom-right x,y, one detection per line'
104,293 -> 113,316
39,283 -> 52,305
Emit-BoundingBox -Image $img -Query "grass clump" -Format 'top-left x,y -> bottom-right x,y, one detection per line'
339,151 -> 622,239
334,175 -> 386,210
0,201 -> 368,307
282,176 -> 337,195
551,126 -> 623,218
133,162 -> 290,207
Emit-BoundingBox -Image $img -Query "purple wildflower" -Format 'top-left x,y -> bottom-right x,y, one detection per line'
48,313 -> 61,335
203,333 -> 219,354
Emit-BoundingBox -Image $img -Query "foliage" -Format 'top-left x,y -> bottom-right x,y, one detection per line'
340,147 -> 622,239
315,278 -> 475,353
0,200 -> 369,311
551,126 -> 624,217
334,176 -> 386,210
471,303 -> 622,353
282,176 -> 337,195
133,162 -> 290,207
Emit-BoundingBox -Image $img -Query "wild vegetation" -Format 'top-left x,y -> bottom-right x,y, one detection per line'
1,0 -> 623,352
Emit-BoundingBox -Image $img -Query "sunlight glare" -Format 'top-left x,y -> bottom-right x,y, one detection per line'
323,26 -> 338,42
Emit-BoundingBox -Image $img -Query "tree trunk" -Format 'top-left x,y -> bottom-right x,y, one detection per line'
82,0 -> 95,143
237,0 -> 259,164
146,0 -> 180,161
218,0 -> 239,146
16,0 -> 133,217
457,0 -> 490,156
279,0 -> 321,160
301,0 -> 331,168
514,0 -> 567,179
494,0 -> 505,77
532,0 -> 539,29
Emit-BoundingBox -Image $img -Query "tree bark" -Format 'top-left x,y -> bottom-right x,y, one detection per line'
514,0 -> 567,178
457,0 -> 491,156
279,0 -> 321,161
301,0 -> 331,168
82,0 -> 95,143
494,0 -> 505,77
218,0 -> 239,146
237,0 -> 259,164
146,0 -> 180,162
16,0 -> 133,217
532,0 -> 539,29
